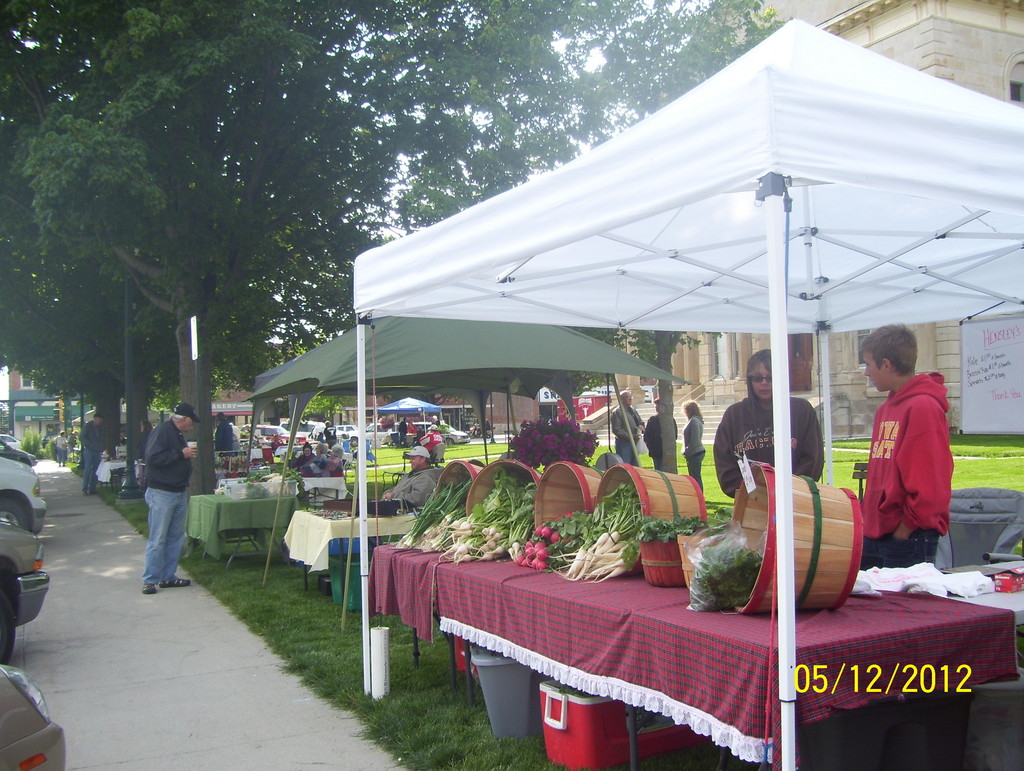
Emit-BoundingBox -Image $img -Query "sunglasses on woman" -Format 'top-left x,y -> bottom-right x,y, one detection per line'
749,374 -> 772,384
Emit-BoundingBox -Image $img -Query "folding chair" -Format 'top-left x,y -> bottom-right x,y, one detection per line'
935,488 -> 1024,570
852,462 -> 869,502
430,443 -> 446,466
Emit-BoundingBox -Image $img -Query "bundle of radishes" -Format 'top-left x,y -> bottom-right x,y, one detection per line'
512,484 -> 645,581
440,469 -> 536,563
510,515 -> 575,571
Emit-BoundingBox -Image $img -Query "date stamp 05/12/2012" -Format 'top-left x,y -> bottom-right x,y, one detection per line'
794,663 -> 973,695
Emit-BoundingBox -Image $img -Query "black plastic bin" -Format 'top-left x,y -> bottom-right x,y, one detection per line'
798,694 -> 973,771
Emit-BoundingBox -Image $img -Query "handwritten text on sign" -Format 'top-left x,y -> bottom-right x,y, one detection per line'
961,315 -> 1024,433
965,320 -> 1022,402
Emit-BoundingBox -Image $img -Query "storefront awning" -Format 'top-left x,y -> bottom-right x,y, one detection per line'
15,406 -> 58,421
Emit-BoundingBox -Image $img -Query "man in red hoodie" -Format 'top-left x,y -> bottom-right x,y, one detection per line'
860,324 -> 953,569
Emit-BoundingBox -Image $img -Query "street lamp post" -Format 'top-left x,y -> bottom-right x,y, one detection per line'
117,274 -> 143,502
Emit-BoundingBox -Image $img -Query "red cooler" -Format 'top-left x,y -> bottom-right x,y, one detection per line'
539,681 -> 707,770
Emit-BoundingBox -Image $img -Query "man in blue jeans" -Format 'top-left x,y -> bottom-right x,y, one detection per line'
80,413 -> 104,495
142,403 -> 201,595
859,325 -> 952,569
611,390 -> 643,466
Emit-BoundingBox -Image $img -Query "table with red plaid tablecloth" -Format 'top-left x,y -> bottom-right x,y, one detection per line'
369,546 -> 443,641
369,545 -> 1018,765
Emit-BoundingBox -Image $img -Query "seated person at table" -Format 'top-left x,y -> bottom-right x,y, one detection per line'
330,435 -> 351,459
290,443 -> 316,471
420,424 -> 445,463
302,452 -> 346,478
367,446 -> 441,516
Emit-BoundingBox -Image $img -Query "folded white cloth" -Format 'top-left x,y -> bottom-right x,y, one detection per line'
854,563 -> 994,598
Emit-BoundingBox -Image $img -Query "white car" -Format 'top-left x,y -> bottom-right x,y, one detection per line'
0,458 -> 47,533
0,435 -> 19,451
411,421 -> 471,445
308,424 -> 359,443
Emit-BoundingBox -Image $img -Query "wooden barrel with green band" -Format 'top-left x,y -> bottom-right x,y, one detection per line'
534,461 -> 602,526
733,461 -> 862,614
465,459 -> 541,519
594,465 -> 707,523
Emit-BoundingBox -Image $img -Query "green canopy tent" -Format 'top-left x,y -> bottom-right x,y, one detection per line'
250,316 -> 682,434
251,315 -> 683,661
252,316 -> 679,402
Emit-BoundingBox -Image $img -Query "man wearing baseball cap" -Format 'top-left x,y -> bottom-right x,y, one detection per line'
141,402 -> 201,595
368,445 -> 440,515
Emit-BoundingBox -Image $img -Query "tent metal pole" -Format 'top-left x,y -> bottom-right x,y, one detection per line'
357,320 -> 372,694
819,327 -> 834,486
760,173 -> 797,771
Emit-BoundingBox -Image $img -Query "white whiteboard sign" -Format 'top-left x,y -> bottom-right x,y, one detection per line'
960,314 -> 1024,434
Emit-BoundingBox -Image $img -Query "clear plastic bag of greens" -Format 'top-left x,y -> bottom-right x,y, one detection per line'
686,520 -> 763,612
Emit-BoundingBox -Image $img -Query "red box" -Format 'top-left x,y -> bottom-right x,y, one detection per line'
538,681 -> 708,770
451,636 -> 477,676
993,566 -> 1024,593
454,635 -> 468,672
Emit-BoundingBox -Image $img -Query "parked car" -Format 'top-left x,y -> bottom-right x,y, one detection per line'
250,425 -> 289,448
411,421 -> 471,445
279,420 -> 320,443
0,458 -> 46,534
0,522 -> 50,663
0,664 -> 64,769
0,435 -> 19,451
0,439 -> 36,468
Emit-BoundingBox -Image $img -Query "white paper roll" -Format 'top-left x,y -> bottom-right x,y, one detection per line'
370,626 -> 390,699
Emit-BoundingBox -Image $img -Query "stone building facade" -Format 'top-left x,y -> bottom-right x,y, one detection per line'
626,1 -> 1024,437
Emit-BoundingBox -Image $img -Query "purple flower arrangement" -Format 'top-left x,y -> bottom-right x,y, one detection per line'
509,419 -> 598,469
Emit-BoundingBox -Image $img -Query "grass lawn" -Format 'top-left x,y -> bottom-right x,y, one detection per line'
101,435 -> 1023,771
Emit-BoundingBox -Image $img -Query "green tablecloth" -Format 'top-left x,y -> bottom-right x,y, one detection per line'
186,494 -> 298,559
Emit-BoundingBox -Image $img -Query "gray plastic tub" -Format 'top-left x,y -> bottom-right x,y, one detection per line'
470,645 -> 545,737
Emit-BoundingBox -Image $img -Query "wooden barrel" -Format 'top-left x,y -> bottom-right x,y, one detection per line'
594,465 -> 707,522
677,531 -> 709,588
639,540 -> 687,587
465,459 -> 541,518
435,460 -> 480,493
534,462 -> 602,526
733,462 -> 862,614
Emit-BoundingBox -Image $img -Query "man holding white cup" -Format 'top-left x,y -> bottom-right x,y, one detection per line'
141,402 -> 201,595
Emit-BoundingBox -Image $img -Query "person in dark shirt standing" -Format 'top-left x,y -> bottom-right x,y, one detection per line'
643,397 -> 677,472
80,413 -> 104,495
611,390 -> 644,466
713,349 -> 824,498
214,412 -> 234,452
142,403 -> 200,595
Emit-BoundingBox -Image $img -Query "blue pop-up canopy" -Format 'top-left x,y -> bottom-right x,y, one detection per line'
377,397 -> 442,414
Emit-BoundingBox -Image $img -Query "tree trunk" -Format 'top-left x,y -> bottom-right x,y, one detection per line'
96,393 -> 122,457
654,331 -> 678,474
176,319 -> 215,495
128,376 -> 149,459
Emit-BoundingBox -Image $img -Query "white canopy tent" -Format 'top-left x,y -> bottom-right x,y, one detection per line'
352,20 -> 1024,768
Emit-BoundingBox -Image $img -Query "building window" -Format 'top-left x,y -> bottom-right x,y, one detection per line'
713,333 -> 733,379
1010,62 -> 1024,103
20,377 -> 32,389
857,330 -> 870,367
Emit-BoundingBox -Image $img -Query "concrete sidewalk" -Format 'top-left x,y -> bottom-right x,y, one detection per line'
13,460 -> 399,770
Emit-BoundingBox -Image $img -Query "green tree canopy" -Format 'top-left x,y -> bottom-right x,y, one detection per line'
1,0 -> 779,480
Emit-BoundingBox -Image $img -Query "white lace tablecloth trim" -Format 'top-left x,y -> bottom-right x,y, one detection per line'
439,616 -> 768,764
